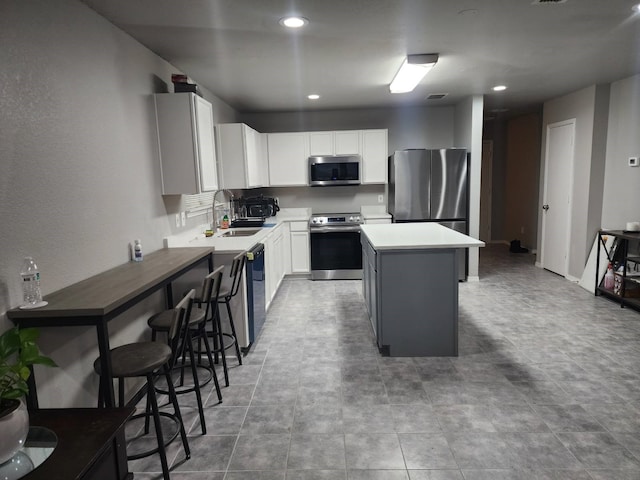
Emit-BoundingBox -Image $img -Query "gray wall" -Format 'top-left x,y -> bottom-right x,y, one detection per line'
602,74 -> 640,228
0,0 -> 236,407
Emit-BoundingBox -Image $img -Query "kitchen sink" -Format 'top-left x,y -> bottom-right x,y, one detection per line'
220,228 -> 262,237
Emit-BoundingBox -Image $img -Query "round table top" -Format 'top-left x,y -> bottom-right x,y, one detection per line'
0,427 -> 57,480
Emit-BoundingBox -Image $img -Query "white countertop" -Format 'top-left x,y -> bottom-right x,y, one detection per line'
361,222 -> 485,250
164,208 -> 311,252
361,205 -> 392,221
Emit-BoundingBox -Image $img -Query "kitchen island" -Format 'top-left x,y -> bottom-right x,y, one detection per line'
361,222 -> 484,356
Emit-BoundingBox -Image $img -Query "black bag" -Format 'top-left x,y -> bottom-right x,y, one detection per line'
509,239 -> 529,253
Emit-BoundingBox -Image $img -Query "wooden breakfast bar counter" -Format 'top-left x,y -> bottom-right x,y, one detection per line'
6,247 -> 214,409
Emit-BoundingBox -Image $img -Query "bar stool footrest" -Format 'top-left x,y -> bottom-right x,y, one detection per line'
126,411 -> 181,461
154,363 -> 214,397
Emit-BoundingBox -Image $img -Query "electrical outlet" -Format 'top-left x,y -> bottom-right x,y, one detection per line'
629,157 -> 639,167
175,213 -> 180,228
181,211 -> 186,226
378,194 -> 384,203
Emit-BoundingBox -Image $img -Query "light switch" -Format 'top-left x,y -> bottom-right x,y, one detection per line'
175,213 -> 181,228
181,211 -> 186,226
629,157 -> 639,167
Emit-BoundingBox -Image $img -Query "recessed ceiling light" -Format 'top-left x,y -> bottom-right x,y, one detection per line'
492,85 -> 508,92
633,3 -> 640,13
307,94 -> 320,100
279,16 -> 308,28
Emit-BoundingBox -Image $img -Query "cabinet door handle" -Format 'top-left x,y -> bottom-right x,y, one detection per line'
542,204 -> 549,211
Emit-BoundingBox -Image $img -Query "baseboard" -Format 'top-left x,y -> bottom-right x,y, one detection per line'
566,274 -> 580,283
466,275 -> 480,282
535,261 -> 543,268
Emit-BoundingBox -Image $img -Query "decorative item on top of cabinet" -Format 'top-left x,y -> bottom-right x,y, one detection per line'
216,123 -> 268,189
154,93 -> 219,194
267,132 -> 310,186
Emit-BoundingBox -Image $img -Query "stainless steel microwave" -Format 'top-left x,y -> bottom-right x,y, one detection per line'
308,155 -> 361,186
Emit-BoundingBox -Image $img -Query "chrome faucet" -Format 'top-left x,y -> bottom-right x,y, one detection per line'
212,189 -> 234,230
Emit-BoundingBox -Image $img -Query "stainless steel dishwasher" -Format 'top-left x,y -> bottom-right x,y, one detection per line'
245,243 -> 265,351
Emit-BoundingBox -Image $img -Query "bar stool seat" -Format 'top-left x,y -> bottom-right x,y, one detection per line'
93,342 -> 171,377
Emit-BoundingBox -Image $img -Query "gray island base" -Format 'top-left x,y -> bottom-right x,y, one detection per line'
361,223 -> 484,357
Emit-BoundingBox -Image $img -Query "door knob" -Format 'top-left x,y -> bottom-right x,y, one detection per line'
542,204 -> 549,211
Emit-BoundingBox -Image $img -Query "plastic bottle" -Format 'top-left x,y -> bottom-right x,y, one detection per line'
133,239 -> 143,262
221,215 -> 230,229
20,256 -> 43,305
604,262 -> 615,290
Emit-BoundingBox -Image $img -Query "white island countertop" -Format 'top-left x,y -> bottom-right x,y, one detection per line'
361,222 -> 485,250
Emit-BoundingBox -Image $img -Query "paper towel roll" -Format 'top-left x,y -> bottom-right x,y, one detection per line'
626,221 -> 640,231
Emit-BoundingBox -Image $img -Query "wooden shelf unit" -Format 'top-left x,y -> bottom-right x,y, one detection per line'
596,229 -> 640,312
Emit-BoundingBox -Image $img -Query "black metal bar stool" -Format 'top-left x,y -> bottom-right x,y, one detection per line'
94,290 -> 194,480
148,266 -> 224,434
215,251 -> 246,377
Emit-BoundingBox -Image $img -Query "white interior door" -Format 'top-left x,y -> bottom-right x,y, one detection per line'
480,140 -> 493,242
541,119 -> 575,277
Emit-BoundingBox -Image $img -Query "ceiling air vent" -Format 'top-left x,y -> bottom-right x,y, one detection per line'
531,0 -> 567,4
427,93 -> 448,100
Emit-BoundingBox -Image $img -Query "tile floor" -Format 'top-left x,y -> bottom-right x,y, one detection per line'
132,244 -> 640,479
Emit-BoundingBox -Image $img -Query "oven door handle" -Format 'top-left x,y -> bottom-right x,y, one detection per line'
310,226 -> 361,233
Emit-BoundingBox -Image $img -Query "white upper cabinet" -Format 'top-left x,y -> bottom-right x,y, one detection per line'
335,130 -> 361,154
154,93 -> 219,194
216,123 -> 267,189
267,132 -> 309,186
309,130 -> 360,156
308,132 -> 334,156
360,129 -> 388,184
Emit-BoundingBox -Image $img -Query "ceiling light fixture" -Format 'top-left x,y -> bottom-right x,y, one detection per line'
279,16 -> 308,28
492,85 -> 508,91
307,94 -> 320,100
389,54 -> 439,94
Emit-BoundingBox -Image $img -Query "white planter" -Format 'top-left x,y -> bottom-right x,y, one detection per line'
0,399 -> 29,465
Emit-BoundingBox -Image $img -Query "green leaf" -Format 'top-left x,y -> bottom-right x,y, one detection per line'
18,328 -> 39,343
31,356 -> 57,368
18,366 -> 30,381
0,328 -> 20,358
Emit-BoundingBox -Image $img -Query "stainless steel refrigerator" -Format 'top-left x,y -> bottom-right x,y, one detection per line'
388,148 -> 469,280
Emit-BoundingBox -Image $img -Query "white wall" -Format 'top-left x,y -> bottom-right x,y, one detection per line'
537,85 -> 609,280
454,96 -> 484,280
0,0 -> 236,407
601,74 -> 640,228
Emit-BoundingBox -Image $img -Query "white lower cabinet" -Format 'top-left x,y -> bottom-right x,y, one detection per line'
289,221 -> 310,273
263,223 -> 287,309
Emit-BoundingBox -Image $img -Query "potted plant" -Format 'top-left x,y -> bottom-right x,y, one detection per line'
0,326 -> 56,464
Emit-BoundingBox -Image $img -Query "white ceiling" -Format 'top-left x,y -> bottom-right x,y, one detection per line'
81,0 -> 640,115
